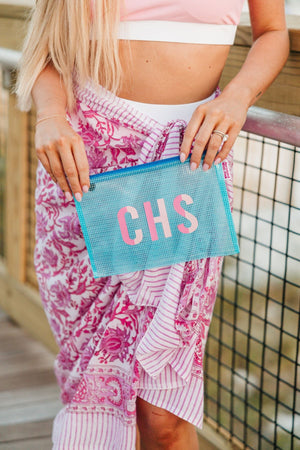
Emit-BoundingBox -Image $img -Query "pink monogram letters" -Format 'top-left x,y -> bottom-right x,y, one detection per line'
117,194 -> 198,245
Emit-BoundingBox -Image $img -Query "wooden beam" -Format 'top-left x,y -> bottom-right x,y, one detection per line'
5,94 -> 28,281
0,4 -> 30,20
0,5 -> 29,51
0,260 -> 58,354
220,46 -> 300,116
236,14 -> 300,52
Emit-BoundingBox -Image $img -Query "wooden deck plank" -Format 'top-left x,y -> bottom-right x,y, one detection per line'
0,398 -> 61,426
0,356 -> 55,377
0,310 -> 61,448
0,419 -> 53,443
0,262 -> 58,353
0,436 -> 52,450
0,385 -> 59,408
0,368 -> 59,392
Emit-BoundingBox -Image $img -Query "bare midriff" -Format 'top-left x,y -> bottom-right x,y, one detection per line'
117,40 -> 231,104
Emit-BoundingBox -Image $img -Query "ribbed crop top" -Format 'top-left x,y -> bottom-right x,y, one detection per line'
119,0 -> 245,45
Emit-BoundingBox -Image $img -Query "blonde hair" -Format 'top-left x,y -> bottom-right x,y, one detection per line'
16,0 -> 122,111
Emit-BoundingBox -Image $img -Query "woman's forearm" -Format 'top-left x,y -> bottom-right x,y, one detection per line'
180,26 -> 289,170
32,63 -> 67,119
33,63 -> 89,200
221,29 -> 289,107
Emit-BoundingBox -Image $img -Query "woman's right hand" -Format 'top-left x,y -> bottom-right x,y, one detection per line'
35,116 -> 90,202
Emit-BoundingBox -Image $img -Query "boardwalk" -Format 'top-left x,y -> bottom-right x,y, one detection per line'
0,310 -> 61,449
0,307 -> 230,450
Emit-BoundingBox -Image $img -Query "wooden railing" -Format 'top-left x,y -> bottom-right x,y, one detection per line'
0,4 -> 57,351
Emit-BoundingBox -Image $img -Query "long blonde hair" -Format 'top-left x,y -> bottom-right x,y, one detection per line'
16,0 -> 122,111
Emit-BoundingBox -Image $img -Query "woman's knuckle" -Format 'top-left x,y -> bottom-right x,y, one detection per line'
54,167 -> 64,178
77,160 -> 89,171
195,105 -> 204,116
58,176 -> 68,186
71,134 -> 81,144
209,142 -> 220,151
194,137 -> 206,147
65,167 -> 77,178
45,141 -> 57,151
183,130 -> 194,141
58,136 -> 68,146
36,146 -> 44,155
210,108 -> 221,118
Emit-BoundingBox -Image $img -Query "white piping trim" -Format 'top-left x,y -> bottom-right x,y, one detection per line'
118,21 -> 237,45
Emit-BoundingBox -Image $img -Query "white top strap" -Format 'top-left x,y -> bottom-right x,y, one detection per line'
118,20 -> 237,45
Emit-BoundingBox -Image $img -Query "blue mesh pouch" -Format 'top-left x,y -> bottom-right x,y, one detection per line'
75,156 -> 239,278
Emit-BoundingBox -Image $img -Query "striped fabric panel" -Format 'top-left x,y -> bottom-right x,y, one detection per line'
136,265 -> 186,378
138,373 -> 204,429
119,266 -> 171,307
139,364 -> 186,390
53,408 -> 136,450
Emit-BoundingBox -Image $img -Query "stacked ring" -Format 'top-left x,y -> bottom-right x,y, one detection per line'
212,130 -> 229,142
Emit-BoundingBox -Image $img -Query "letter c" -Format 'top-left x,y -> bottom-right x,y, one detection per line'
117,206 -> 143,245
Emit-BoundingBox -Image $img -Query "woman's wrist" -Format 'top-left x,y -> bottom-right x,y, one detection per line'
36,114 -> 68,127
220,83 -> 254,109
36,105 -> 67,120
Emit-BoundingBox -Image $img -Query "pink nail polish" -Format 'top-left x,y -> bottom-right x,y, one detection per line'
214,157 -> 222,165
82,185 -> 89,193
202,163 -> 210,171
65,192 -> 73,201
75,193 -> 82,202
180,152 -> 186,163
190,162 -> 197,171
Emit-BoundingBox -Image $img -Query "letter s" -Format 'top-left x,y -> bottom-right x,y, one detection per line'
173,194 -> 198,234
117,206 -> 143,245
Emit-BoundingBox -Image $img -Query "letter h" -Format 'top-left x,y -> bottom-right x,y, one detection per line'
144,199 -> 172,241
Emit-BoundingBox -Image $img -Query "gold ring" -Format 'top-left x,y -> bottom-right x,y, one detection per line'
212,130 -> 229,142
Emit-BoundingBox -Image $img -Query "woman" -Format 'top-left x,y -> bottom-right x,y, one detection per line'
17,1 -> 289,449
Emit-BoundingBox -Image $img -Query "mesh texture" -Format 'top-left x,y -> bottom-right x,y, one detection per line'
75,156 -> 239,277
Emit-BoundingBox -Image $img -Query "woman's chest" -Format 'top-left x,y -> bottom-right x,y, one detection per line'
121,0 -> 245,25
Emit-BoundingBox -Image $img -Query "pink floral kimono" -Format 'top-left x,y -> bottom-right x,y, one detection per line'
34,83 -> 234,449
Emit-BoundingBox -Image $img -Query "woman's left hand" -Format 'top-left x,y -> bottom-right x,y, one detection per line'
179,92 -> 249,170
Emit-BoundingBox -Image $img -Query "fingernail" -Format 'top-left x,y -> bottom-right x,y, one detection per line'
214,157 -> 222,165
190,162 -> 197,171
180,152 -> 186,163
75,193 -> 82,202
202,163 -> 210,171
65,192 -> 73,201
82,185 -> 89,193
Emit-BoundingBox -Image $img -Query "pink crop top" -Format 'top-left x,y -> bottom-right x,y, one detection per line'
119,0 -> 245,45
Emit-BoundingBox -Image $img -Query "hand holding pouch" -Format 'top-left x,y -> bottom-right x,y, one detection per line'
75,156 -> 239,278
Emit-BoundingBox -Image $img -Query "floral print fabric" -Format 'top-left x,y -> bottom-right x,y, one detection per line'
34,84 -> 234,447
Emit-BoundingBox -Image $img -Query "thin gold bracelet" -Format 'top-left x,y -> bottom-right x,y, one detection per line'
36,114 -> 67,126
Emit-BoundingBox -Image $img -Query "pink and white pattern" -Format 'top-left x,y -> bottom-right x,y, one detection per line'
34,83 -> 234,449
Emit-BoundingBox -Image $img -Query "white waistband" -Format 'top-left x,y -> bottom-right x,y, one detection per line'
120,92 -> 216,125
118,21 -> 237,45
